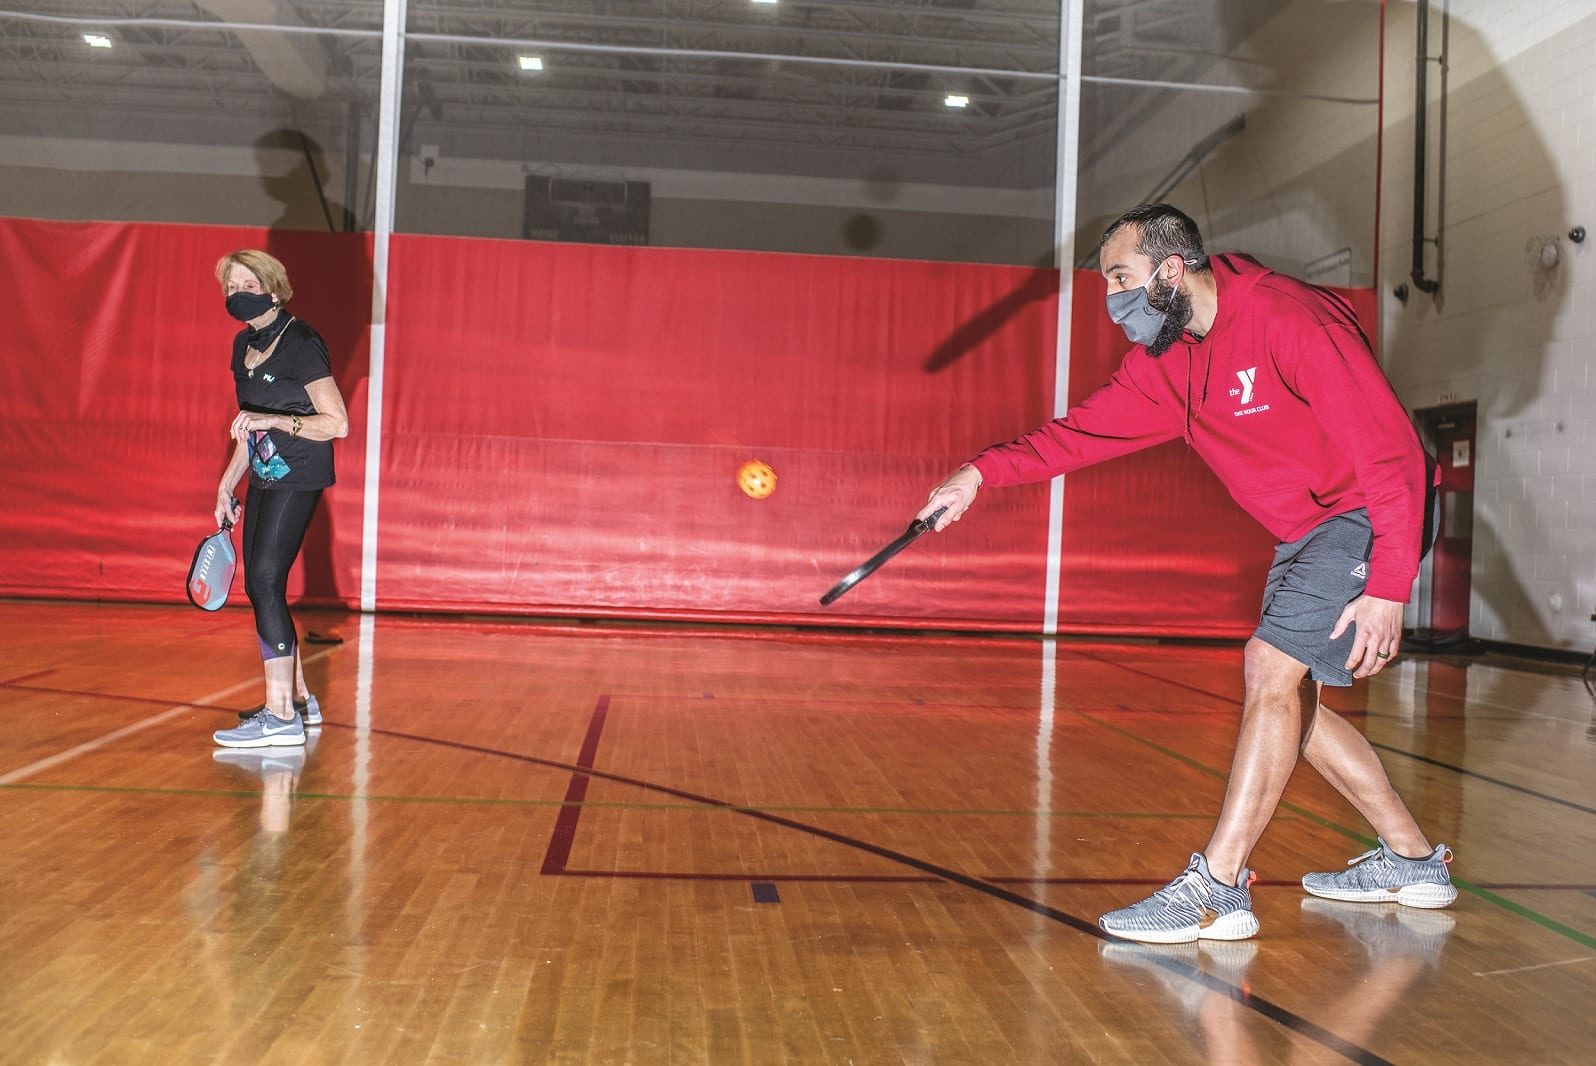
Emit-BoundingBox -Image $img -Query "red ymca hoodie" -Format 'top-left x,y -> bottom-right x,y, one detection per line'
969,253 -> 1431,603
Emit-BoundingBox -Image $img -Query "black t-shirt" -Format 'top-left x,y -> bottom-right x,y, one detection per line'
231,318 -> 336,490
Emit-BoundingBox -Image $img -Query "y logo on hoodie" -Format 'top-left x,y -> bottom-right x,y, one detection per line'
1230,366 -> 1270,417
1236,367 -> 1257,405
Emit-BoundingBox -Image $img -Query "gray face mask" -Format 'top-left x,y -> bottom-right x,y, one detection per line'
1105,256 -> 1202,346
1105,277 -> 1166,347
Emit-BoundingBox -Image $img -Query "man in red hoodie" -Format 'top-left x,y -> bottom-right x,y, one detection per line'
919,203 -> 1456,944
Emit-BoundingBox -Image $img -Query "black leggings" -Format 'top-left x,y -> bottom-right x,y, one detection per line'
242,487 -> 322,660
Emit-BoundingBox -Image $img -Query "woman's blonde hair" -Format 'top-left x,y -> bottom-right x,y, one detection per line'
214,249 -> 294,303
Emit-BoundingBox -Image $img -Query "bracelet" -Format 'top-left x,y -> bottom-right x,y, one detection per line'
290,415 -> 303,437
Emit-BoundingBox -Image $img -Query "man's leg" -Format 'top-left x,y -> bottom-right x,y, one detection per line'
1096,638 -> 1297,943
1296,682 -> 1457,907
1300,690 -> 1431,858
1202,638 -> 1312,887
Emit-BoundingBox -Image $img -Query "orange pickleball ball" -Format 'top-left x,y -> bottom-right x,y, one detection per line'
736,459 -> 777,500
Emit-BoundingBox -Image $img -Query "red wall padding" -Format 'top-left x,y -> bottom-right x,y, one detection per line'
376,235 -> 1055,626
0,219 -> 371,606
0,217 -> 1374,636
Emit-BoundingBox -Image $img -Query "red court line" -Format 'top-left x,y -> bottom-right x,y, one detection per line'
539,694 -> 611,876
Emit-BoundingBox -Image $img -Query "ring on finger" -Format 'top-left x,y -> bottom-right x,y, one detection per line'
1376,650 -> 1392,659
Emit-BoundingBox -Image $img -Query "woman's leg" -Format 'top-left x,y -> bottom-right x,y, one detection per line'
242,488 -> 323,720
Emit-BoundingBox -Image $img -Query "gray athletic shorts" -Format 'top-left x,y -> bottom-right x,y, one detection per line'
1253,508 -> 1374,688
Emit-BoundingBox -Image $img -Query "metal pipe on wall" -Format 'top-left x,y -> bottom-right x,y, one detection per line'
1410,0 -> 1441,295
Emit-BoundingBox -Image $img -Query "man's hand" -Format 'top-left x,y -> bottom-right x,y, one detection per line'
917,465 -> 982,531
1331,594 -> 1405,677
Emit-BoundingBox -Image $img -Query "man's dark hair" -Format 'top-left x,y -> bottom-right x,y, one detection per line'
1099,203 -> 1210,273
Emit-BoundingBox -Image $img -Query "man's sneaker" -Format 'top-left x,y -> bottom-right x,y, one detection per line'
214,709 -> 305,748
1099,853 -> 1260,944
238,693 -> 321,726
1301,840 -> 1457,908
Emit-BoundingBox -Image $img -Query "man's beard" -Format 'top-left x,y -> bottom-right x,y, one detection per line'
1144,275 -> 1194,358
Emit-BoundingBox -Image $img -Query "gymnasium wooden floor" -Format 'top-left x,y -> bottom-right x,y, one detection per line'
3,601 -> 1593,1064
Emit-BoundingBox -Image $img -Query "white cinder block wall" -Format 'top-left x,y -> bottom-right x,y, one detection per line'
1382,0 -> 1596,651
1140,0 -> 1596,653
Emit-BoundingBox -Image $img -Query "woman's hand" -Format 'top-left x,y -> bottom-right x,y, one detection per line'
214,490 -> 241,528
229,410 -> 280,442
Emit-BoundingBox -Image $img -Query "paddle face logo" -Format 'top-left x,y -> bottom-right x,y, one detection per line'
191,542 -> 218,599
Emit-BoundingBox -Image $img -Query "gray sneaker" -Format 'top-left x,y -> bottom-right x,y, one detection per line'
237,693 -> 321,726
214,709 -> 305,749
1301,840 -> 1457,908
1099,853 -> 1260,944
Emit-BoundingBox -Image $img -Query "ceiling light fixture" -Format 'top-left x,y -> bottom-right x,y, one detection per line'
752,1 -> 779,6
518,55 -> 544,72
83,33 -> 113,49
944,94 -> 969,109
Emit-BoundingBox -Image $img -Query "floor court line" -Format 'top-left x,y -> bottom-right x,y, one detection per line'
539,693 -> 611,876
433,705 -> 1389,1064
0,669 -> 56,687
2,681 -> 244,714
0,647 -> 337,785
1473,956 -> 1596,978
1366,739 -> 1596,816
1071,649 -> 1596,814
1072,708 -> 1596,952
1069,645 -> 1593,726
0,778 -> 1263,820
14,761 -> 1596,898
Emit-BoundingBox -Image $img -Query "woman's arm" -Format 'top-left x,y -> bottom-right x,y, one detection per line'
226,376 -> 349,443
215,436 -> 249,525
299,376 -> 349,440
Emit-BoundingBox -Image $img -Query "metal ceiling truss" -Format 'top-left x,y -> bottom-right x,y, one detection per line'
2,1 -> 1301,187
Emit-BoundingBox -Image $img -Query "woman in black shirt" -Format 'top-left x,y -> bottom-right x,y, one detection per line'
209,250 -> 348,749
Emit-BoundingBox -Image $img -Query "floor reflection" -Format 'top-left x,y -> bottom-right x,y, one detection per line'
1099,898 -> 1455,1061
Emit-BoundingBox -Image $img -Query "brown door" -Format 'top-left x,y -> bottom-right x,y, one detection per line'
1423,404 -> 1476,639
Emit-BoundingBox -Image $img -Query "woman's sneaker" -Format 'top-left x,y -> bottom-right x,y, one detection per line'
1098,853 -> 1260,944
214,709 -> 305,748
238,694 -> 321,726
1301,840 -> 1457,908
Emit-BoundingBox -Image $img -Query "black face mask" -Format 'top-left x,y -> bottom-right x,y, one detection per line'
225,291 -> 277,322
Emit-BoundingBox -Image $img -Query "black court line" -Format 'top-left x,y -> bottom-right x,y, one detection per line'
0,669 -> 58,687
368,716 -> 1389,1066
1,681 -> 238,714
539,694 -> 611,876
1073,648 -> 1596,816
1364,739 -> 1596,816
540,869 -> 1596,892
